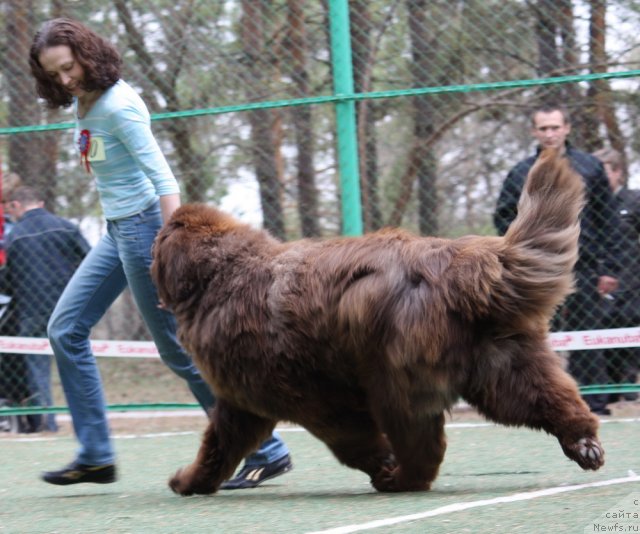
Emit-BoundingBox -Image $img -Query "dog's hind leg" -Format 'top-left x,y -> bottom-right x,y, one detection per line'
168,400 -> 276,496
370,409 -> 447,492
308,414 -> 397,486
464,339 -> 604,471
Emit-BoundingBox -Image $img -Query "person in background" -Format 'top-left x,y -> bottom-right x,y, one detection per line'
0,172 -> 27,432
592,147 -> 639,401
494,104 -> 623,416
0,173 -> 23,261
0,186 -> 90,432
29,18 -> 292,486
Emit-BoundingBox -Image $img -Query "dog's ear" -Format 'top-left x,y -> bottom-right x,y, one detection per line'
151,224 -> 198,308
152,204 -> 247,308
169,204 -> 240,236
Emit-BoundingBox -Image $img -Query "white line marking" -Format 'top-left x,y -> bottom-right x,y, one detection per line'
0,426 -> 307,443
0,430 -> 200,443
1,417 -> 637,442
306,475 -> 640,534
116,431 -> 196,440
600,417 -> 640,424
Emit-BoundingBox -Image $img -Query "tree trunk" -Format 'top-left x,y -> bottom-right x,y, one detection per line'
406,0 -> 437,236
240,0 -> 285,239
557,0 -> 591,148
533,0 -> 563,104
4,0 -> 58,208
588,0 -> 626,169
350,0 -> 382,232
286,0 -> 320,237
578,0 -> 605,153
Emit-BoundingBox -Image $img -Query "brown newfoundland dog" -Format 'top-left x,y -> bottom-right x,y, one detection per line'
151,148 -> 603,496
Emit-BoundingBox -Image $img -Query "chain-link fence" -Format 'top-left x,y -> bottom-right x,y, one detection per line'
1,0 -> 639,428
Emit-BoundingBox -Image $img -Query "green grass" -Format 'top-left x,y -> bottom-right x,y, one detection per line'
1,420 -> 639,533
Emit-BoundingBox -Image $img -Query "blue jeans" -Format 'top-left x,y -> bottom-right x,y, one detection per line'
48,201 -> 288,465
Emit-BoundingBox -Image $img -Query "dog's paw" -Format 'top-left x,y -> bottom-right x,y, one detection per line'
371,465 -> 398,492
371,466 -> 432,493
169,469 -> 193,497
169,466 -> 216,496
169,467 -> 195,496
562,437 -> 605,471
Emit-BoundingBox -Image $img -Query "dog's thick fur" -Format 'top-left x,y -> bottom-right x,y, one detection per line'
151,149 -> 603,496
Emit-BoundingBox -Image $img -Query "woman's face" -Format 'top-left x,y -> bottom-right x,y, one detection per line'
38,44 -> 87,97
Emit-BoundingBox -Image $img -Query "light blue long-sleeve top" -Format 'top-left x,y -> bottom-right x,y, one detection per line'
74,79 -> 179,220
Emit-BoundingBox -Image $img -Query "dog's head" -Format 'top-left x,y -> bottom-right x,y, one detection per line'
151,204 -> 239,309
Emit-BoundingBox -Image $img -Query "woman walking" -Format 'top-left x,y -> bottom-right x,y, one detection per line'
29,18 -> 292,488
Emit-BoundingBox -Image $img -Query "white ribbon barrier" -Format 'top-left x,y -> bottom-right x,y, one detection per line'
0,337 -> 160,358
548,326 -> 640,351
2,326 -> 640,358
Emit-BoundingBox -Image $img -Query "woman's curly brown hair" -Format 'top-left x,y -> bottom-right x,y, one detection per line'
29,18 -> 122,109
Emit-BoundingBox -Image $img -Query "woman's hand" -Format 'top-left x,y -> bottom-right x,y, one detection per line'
159,193 -> 181,224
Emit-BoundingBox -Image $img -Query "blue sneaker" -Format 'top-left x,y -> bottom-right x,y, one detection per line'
220,454 -> 293,490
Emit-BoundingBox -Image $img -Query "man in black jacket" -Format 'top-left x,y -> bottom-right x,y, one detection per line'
592,147 -> 639,401
0,186 -> 90,432
494,105 -> 623,416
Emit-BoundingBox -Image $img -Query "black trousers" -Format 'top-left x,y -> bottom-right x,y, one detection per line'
562,273 -> 610,411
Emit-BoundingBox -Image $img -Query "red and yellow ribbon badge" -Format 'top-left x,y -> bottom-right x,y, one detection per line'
78,129 -> 91,173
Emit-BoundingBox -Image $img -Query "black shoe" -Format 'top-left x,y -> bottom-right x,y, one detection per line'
220,455 -> 293,490
41,461 -> 117,486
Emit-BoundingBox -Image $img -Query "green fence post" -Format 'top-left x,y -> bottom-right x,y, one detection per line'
328,0 -> 363,236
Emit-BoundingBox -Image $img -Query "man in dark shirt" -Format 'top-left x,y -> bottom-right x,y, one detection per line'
494,105 -> 623,416
592,147 -> 639,401
0,186 -> 90,432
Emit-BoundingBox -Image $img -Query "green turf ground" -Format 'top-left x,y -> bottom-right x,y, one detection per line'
1,419 -> 639,533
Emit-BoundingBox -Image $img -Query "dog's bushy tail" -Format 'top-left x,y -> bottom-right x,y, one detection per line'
497,148 -> 585,320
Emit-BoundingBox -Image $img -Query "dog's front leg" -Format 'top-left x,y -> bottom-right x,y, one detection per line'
463,343 -> 604,471
169,401 -> 275,496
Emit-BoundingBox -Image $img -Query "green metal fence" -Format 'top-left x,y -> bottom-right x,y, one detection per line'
1,0 -> 639,427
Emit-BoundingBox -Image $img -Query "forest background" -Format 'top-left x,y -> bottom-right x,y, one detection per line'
1,0 -> 639,342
